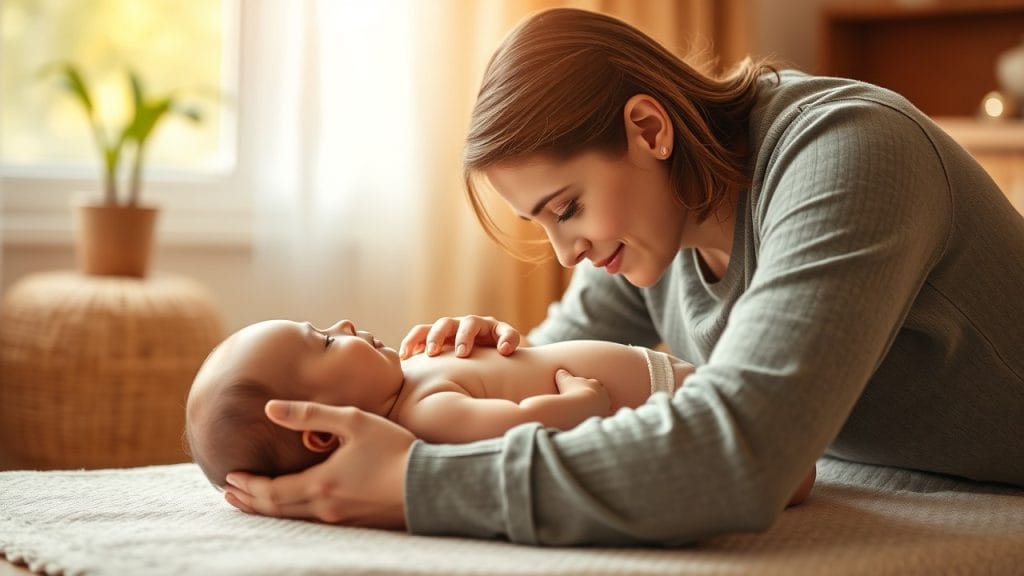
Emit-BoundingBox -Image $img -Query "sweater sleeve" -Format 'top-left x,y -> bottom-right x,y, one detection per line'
405,99 -> 953,545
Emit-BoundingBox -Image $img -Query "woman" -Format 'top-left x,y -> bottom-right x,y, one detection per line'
223,8 -> 1024,545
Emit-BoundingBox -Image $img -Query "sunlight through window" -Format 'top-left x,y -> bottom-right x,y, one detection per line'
0,0 -> 236,174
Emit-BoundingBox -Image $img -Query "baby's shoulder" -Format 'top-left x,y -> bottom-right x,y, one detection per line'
397,365 -> 479,412
390,374 -> 476,433
408,377 -> 472,401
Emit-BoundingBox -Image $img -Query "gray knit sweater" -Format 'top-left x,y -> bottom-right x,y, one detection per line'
405,71 -> 1024,545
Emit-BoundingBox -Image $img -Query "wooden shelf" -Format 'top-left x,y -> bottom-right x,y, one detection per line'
825,0 -> 1024,20
819,1 -> 1024,116
932,116 -> 1024,215
933,117 -> 1024,152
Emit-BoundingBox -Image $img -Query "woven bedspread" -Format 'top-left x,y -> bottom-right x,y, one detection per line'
1,457 -> 1022,576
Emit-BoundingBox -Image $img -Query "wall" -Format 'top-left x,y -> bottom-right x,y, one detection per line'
0,0 -> 917,337
750,0 -> 833,71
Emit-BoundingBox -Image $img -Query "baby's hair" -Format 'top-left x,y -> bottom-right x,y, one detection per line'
187,378 -> 329,487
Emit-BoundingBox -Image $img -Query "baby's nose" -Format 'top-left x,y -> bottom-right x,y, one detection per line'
326,319 -> 356,335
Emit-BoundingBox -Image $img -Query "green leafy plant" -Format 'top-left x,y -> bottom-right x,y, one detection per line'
41,62 -> 204,206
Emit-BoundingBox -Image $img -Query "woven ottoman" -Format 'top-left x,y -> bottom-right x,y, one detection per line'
0,271 -> 223,470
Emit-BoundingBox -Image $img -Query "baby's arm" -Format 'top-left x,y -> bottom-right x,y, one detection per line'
400,376 -> 609,444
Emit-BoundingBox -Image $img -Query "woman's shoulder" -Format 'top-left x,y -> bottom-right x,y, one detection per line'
750,71 -> 930,155
750,71 -> 947,187
755,71 -> 916,119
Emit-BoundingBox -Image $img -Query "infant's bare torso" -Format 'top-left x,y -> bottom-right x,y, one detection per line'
398,340 -> 659,411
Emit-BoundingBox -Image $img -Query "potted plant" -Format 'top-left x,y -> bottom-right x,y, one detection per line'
42,62 -> 204,277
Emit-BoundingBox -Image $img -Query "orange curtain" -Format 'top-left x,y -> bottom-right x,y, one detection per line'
409,0 -> 751,333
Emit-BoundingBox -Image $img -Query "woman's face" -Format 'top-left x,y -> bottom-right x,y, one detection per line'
484,148 -> 689,287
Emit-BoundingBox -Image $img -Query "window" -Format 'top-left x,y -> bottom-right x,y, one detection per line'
0,0 -> 235,173
0,0 -> 243,247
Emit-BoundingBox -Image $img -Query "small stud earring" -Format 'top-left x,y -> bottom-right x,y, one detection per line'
660,146 -> 669,157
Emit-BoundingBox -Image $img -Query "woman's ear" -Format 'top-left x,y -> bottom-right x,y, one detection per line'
301,430 -> 340,453
623,94 -> 673,161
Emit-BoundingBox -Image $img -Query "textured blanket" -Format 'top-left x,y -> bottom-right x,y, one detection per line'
1,457 -> 1023,576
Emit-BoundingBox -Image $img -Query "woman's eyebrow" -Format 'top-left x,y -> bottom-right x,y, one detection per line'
521,185 -> 571,220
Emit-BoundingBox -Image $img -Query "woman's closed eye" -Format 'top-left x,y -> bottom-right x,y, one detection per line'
556,197 -> 582,223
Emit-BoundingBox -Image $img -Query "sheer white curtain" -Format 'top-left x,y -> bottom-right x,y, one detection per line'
241,1 -> 423,344
233,0 -> 745,343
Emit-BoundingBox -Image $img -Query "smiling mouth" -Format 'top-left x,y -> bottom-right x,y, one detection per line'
593,244 -> 624,268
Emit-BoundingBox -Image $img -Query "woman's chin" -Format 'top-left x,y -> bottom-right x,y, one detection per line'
624,271 -> 657,288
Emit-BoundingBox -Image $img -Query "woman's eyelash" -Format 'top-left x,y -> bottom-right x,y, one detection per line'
556,198 -> 581,223
324,334 -> 335,349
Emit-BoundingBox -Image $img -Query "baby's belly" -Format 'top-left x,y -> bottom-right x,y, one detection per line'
447,348 -> 561,402
404,346 -> 567,403
418,342 -> 651,410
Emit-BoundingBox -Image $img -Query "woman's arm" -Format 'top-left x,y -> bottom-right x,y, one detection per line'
404,101 -> 954,545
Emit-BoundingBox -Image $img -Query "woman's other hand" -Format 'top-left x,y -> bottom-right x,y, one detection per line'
399,315 -> 524,359
222,400 -> 415,529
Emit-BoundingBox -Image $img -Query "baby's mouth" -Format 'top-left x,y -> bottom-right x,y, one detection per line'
357,330 -> 385,349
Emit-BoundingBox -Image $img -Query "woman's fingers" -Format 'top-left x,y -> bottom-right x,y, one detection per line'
225,484 -> 317,519
454,315 -> 497,356
425,317 -> 462,356
223,487 -> 255,514
492,321 -> 521,355
223,402 -> 414,527
399,324 -> 432,359
262,399 -> 348,433
399,316 -> 525,359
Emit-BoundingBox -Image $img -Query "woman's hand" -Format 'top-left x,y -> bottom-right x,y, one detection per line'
222,400 -> 415,529
399,315 -> 523,359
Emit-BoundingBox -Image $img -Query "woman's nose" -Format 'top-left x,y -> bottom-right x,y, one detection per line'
550,230 -> 588,268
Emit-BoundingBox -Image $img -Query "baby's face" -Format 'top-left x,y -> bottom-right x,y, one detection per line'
191,319 -> 404,416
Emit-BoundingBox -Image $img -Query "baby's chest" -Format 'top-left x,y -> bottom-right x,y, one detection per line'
411,352 -> 557,402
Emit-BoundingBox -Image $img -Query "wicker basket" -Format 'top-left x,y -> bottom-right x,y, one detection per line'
0,271 -> 223,470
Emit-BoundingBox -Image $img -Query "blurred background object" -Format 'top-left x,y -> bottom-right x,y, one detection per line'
1,0 -> 1022,351
997,35 -> 1024,107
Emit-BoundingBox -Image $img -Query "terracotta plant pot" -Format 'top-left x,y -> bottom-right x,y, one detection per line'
74,204 -> 159,277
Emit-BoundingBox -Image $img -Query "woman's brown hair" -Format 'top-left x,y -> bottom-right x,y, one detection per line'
463,8 -> 777,259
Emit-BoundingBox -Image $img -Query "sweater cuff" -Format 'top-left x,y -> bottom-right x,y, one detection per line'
404,438 -> 507,538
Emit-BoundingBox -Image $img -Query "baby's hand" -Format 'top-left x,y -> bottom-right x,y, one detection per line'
555,368 -> 611,417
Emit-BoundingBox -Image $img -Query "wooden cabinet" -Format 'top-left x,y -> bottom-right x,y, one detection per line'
820,1 -> 1024,214
935,118 -> 1024,214
818,0 -> 1024,117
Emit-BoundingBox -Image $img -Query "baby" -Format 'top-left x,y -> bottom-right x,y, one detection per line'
186,319 -> 815,504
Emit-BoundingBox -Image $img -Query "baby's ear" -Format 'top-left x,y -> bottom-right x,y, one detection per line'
301,430 -> 339,452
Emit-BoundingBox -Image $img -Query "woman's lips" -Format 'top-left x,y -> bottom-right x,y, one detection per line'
598,244 -> 624,274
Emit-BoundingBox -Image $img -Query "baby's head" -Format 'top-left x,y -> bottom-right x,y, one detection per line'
186,319 -> 403,487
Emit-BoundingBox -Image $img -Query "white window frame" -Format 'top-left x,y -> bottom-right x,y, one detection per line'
0,0 -> 252,249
